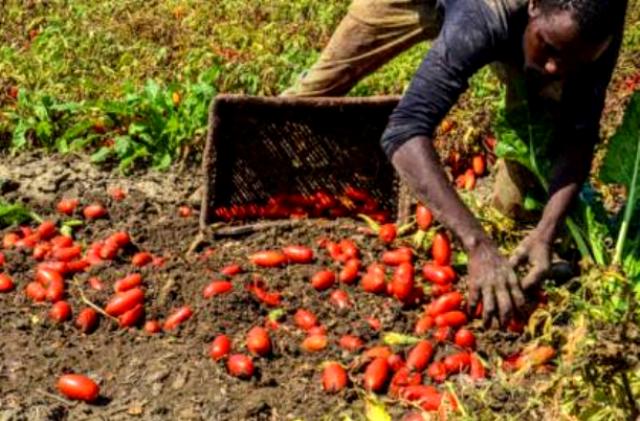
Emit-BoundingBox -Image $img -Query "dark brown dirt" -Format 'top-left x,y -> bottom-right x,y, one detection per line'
0,151 -> 537,421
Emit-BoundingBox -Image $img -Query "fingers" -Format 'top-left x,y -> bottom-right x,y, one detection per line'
522,265 -> 549,290
482,286 -> 497,329
495,284 -> 513,327
507,271 -> 526,309
468,281 -> 481,315
508,244 -> 528,268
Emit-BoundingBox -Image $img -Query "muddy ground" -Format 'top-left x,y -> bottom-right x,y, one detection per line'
0,150 -> 537,421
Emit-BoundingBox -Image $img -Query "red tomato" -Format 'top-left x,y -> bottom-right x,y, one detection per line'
363,357 -> 389,392
435,311 -> 467,328
105,288 -> 144,316
431,232 -> 451,266
37,221 -> 57,240
36,269 -> 62,287
75,308 -> 98,333
301,334 -> 328,352
131,252 -> 153,267
249,251 -> 287,268
56,198 -> 79,215
203,280 -> 233,298
144,320 -> 162,334
25,282 -> 47,302
421,264 -> 456,285
382,247 -> 414,266
361,263 -> 386,294
282,245 -> 314,264
109,187 -> 127,201
330,289 -> 351,309
365,316 -> 382,331
114,273 -> 143,293
83,204 -> 107,220
99,242 -> 119,260
46,276 -> 65,303
37,262 -> 67,275
0,274 -> 14,292
470,353 -> 486,380
227,354 -> 254,379
210,335 -> 232,361
66,259 -> 89,273
118,304 -> 144,328
339,335 -> 364,352
308,325 -> 327,336
338,239 -> 359,260
387,354 -> 405,372
433,326 -> 452,343
49,301 -> 72,322
50,235 -> 73,249
416,204 -> 433,231
378,224 -> 397,244
294,309 -> 318,331
391,262 -> 414,302
163,306 -> 193,331
33,243 -> 52,261
56,374 -> 99,402
220,264 -> 243,276
339,258 -> 361,284
406,340 -> 434,372
51,246 -> 82,262
322,362 -> 348,393
464,169 -> 477,190
443,352 -> 471,374
454,328 -> 476,349
311,270 -> 335,291
178,206 -> 192,217
472,154 -> 486,176
325,241 -> 344,261
431,283 -> 454,297
414,314 -> 435,335
109,231 -> 131,247
3,232 -> 19,249
426,291 -> 463,316
364,346 -> 393,360
401,385 -> 442,411
88,276 -> 104,291
389,367 -> 422,397
427,361 -> 448,382
246,326 -> 271,356
0,252 -> 5,266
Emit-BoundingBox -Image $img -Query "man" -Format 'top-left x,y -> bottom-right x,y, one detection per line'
284,0 -> 627,327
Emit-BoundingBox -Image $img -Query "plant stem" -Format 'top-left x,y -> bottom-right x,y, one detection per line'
613,133 -> 640,266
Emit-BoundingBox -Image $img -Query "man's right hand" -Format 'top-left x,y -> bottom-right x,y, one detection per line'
467,240 -> 526,328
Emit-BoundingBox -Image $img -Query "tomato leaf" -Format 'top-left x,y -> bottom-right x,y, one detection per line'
364,395 -> 391,421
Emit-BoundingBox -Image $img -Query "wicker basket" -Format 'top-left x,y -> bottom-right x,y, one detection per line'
200,94 -> 410,228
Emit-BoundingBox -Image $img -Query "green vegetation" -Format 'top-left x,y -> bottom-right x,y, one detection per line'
2,1 -> 636,172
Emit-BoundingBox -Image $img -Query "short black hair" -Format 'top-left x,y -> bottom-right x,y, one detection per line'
536,0 -> 627,43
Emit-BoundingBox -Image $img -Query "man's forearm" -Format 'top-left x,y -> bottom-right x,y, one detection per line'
534,138 -> 596,242
391,136 -> 491,251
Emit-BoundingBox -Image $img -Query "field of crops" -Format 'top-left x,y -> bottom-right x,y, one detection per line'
2,1 -> 640,420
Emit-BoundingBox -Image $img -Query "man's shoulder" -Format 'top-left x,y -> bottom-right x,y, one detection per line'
481,0 -> 528,19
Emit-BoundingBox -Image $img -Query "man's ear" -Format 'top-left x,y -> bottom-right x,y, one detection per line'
528,0 -> 541,18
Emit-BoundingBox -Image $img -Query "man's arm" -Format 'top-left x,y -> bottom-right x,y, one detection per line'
510,16 -> 625,286
392,137 -> 525,325
381,3 -> 525,327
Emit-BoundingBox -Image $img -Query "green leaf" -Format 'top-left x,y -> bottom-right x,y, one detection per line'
91,146 -> 114,163
364,395 -> 391,421
600,92 -> 640,192
382,332 -> 419,346
0,201 -> 34,228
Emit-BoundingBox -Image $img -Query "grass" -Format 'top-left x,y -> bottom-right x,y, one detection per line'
0,1 -> 638,170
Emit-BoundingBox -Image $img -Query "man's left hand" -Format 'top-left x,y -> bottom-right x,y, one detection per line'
509,231 -> 552,290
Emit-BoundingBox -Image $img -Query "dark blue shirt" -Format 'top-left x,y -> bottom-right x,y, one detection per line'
380,0 -> 624,157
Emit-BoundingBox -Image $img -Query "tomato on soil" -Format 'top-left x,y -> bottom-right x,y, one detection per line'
56,374 -> 99,402
227,354 -> 254,379
0,274 -> 14,292
163,306 -> 193,331
322,362 -> 348,393
210,335 -> 232,361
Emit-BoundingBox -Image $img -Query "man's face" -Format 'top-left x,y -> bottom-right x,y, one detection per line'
523,4 -> 612,79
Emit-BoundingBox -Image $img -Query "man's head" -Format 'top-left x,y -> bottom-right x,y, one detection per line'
523,0 -> 626,77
